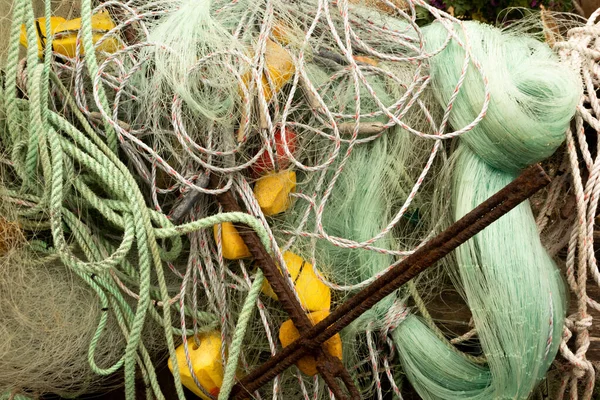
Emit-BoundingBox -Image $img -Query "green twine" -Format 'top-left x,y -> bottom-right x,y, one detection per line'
80,0 -> 118,152
218,270 -> 265,400
0,4 -> 271,398
393,21 -> 577,399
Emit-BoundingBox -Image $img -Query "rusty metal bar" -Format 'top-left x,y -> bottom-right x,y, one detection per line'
209,175 -> 360,399
230,164 -> 550,398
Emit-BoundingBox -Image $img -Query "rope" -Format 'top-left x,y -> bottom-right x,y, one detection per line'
1,0 -> 595,398
1,6 -> 272,394
552,11 -> 600,399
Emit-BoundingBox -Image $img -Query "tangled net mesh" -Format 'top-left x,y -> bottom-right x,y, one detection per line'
1,0 -> 600,399
0,245 -> 126,398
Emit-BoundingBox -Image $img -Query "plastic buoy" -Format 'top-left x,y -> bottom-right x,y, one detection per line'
251,127 -> 297,176
254,170 -> 296,216
213,222 -> 251,260
279,310 -> 343,376
242,39 -> 295,102
20,12 -> 119,58
168,331 -> 224,400
262,251 -> 331,312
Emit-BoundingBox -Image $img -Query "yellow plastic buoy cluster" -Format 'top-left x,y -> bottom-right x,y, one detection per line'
20,12 -> 119,58
242,39 -> 295,102
253,170 -> 296,216
213,222 -> 251,260
168,331 -> 224,400
262,251 -> 331,312
279,310 -> 343,376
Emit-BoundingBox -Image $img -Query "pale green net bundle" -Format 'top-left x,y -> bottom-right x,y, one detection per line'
0,239 -> 126,397
0,0 -> 590,399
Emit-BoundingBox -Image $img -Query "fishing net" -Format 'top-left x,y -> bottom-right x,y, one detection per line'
0,0 -> 598,399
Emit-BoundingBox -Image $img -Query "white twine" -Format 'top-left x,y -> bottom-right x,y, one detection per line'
551,9 -> 600,399
35,0 -> 595,397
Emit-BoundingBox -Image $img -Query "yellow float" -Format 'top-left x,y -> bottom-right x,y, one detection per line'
169,331 -> 224,400
279,310 -> 343,376
253,170 -> 296,216
262,251 -> 331,312
20,12 -> 120,58
213,222 -> 252,260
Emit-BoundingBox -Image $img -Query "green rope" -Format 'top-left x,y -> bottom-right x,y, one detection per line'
4,0 -> 25,146
0,3 -> 280,399
79,0 -> 118,152
1,44 -> 268,400
218,270 -> 265,400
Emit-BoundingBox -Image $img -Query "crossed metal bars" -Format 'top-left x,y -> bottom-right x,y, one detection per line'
210,165 -> 550,399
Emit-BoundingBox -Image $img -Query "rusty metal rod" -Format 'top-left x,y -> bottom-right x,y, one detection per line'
209,175 -> 359,399
230,164 -> 550,398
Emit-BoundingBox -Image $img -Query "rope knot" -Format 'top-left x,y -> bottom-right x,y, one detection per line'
575,316 -> 593,331
382,300 -> 409,337
573,366 -> 587,379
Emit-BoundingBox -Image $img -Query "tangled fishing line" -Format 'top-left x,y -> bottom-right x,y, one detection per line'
0,0 -> 598,399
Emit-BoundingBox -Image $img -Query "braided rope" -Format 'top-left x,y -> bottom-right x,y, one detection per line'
552,10 -> 600,399
3,0 -> 595,398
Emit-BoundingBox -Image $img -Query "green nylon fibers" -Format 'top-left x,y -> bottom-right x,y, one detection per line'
1,1 -> 584,397
393,21 -> 579,399
0,392 -> 32,400
426,21 -> 580,173
316,133 -> 397,333
278,62 -> 436,388
135,0 -> 244,130
0,2 -> 273,397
